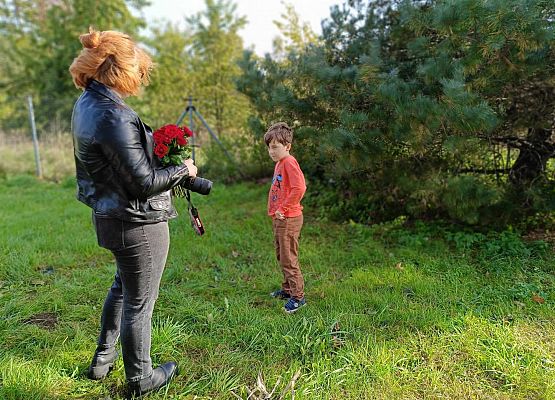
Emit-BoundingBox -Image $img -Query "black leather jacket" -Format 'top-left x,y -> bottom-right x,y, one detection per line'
72,80 -> 189,223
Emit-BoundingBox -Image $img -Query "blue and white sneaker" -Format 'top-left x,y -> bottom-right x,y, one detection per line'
270,289 -> 291,300
283,297 -> 306,313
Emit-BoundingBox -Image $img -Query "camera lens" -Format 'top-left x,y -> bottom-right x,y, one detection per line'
192,177 -> 212,195
182,177 -> 212,195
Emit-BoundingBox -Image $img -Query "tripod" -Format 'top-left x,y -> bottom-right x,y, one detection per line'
175,96 -> 242,175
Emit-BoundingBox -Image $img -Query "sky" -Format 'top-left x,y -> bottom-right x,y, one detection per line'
142,0 -> 342,55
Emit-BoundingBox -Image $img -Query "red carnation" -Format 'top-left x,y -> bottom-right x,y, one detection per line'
167,125 -> 181,139
154,143 -> 168,158
182,126 -> 193,137
176,135 -> 187,146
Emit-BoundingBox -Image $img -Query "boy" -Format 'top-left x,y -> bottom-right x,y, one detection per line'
264,122 -> 307,313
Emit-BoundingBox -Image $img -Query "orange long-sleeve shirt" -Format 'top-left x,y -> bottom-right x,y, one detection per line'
268,155 -> 306,218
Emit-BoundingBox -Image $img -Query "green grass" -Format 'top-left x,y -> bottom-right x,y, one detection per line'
0,176 -> 554,399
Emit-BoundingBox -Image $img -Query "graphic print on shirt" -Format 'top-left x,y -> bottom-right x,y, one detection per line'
271,172 -> 283,202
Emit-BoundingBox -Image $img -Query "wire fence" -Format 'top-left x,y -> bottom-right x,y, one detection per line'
0,95 -> 75,181
1,94 -> 74,130
0,94 -> 242,181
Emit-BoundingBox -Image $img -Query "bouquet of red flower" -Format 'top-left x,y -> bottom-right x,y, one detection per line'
153,124 -> 193,166
153,124 -> 208,235
153,124 -> 194,198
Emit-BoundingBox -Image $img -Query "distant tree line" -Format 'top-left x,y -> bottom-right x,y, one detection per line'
1,0 -> 553,226
0,0 -> 250,138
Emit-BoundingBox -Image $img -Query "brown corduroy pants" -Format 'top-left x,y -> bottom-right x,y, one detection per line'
272,215 -> 304,299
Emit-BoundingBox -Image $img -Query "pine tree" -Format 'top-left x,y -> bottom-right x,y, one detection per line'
237,0 -> 555,225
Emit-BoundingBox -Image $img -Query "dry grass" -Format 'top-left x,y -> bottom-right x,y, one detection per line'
231,370 -> 301,400
0,133 -> 74,182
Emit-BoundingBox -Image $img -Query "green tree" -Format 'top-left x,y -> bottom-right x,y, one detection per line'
132,22 -> 194,128
0,0 -> 147,133
238,0 -> 555,225
185,0 -> 250,137
271,1 -> 318,58
134,0 -> 256,177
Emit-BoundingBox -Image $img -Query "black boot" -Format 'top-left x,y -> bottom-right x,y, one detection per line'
127,361 -> 178,398
87,347 -> 118,380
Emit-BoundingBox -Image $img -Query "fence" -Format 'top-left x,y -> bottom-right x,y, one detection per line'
0,95 -> 75,181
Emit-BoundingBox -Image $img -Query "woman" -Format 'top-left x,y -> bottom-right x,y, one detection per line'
69,27 -> 195,397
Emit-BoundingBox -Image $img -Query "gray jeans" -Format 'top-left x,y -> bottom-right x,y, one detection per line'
92,214 -> 170,382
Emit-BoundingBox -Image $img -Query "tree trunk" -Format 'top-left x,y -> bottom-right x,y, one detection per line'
509,128 -> 554,187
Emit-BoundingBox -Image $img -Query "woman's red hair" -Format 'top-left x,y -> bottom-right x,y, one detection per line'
69,27 -> 153,96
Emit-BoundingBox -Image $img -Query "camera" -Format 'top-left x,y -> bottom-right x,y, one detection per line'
181,176 -> 212,195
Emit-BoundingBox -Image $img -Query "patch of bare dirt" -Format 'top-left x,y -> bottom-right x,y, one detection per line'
24,312 -> 59,330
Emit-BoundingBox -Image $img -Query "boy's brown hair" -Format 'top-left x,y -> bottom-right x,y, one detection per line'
264,122 -> 293,146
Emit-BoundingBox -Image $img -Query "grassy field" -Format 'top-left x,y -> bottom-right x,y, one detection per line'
0,175 -> 554,399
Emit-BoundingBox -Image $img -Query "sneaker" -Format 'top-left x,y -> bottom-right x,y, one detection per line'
270,289 -> 291,300
283,297 -> 306,314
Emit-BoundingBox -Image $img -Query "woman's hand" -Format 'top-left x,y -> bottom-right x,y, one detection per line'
275,210 -> 286,220
184,158 -> 197,178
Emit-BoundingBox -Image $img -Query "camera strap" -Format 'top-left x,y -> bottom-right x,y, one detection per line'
185,190 -> 205,236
